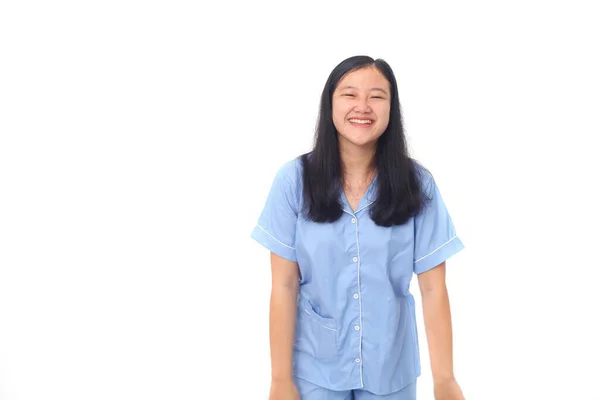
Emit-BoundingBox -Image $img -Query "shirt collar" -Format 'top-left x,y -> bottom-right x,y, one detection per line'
339,173 -> 379,214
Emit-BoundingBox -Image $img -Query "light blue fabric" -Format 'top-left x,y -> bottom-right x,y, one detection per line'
294,375 -> 417,399
251,157 -> 464,395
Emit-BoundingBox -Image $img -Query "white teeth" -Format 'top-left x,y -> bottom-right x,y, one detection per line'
349,119 -> 373,124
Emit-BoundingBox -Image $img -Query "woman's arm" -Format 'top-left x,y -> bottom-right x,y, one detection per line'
269,252 -> 300,381
418,261 -> 455,383
418,262 -> 465,399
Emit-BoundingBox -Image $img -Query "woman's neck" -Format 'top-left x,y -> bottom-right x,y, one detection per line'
339,142 -> 377,180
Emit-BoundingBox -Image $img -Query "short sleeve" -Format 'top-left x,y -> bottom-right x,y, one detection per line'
413,176 -> 464,274
250,162 -> 299,262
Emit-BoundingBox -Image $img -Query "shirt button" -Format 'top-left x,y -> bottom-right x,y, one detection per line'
353,257 -> 358,262
351,218 -> 356,223
355,358 -> 361,363
353,294 -> 359,299
354,325 -> 360,330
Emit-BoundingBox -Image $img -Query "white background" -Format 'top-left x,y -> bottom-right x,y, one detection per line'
1,1 -> 599,399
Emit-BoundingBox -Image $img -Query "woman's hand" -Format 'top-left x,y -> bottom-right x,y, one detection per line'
434,378 -> 465,400
269,378 -> 300,400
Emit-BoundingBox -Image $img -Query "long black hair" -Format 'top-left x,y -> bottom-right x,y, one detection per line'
300,55 -> 430,227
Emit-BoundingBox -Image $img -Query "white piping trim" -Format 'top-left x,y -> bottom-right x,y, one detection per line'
303,308 -> 337,331
355,201 -> 374,214
342,200 -> 374,216
414,235 -> 458,264
255,224 -> 295,250
354,212 -> 365,388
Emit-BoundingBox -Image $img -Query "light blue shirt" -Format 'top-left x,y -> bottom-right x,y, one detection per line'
251,157 -> 464,395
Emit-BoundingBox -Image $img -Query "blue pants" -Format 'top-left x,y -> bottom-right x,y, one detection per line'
293,376 -> 417,400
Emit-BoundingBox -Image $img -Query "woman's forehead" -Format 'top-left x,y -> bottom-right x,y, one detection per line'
337,67 -> 389,90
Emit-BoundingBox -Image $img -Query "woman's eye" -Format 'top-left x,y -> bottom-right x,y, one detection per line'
342,94 -> 354,97
372,96 -> 384,99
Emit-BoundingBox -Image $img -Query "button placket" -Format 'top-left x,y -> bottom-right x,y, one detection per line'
346,210 -> 364,380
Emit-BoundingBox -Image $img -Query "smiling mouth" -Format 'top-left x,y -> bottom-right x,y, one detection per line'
349,118 -> 374,125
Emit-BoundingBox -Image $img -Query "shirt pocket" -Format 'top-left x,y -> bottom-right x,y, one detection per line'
293,297 -> 338,360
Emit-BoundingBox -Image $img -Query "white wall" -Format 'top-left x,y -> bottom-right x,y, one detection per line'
1,1 -> 598,399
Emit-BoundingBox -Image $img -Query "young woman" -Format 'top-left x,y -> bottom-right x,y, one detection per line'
251,55 -> 466,400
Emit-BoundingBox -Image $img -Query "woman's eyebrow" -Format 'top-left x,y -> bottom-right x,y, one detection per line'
371,88 -> 389,95
339,85 -> 389,95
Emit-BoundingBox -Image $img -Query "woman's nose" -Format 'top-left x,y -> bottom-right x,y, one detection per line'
354,96 -> 371,112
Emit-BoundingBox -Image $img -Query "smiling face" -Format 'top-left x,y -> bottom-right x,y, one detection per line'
332,66 -> 391,149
